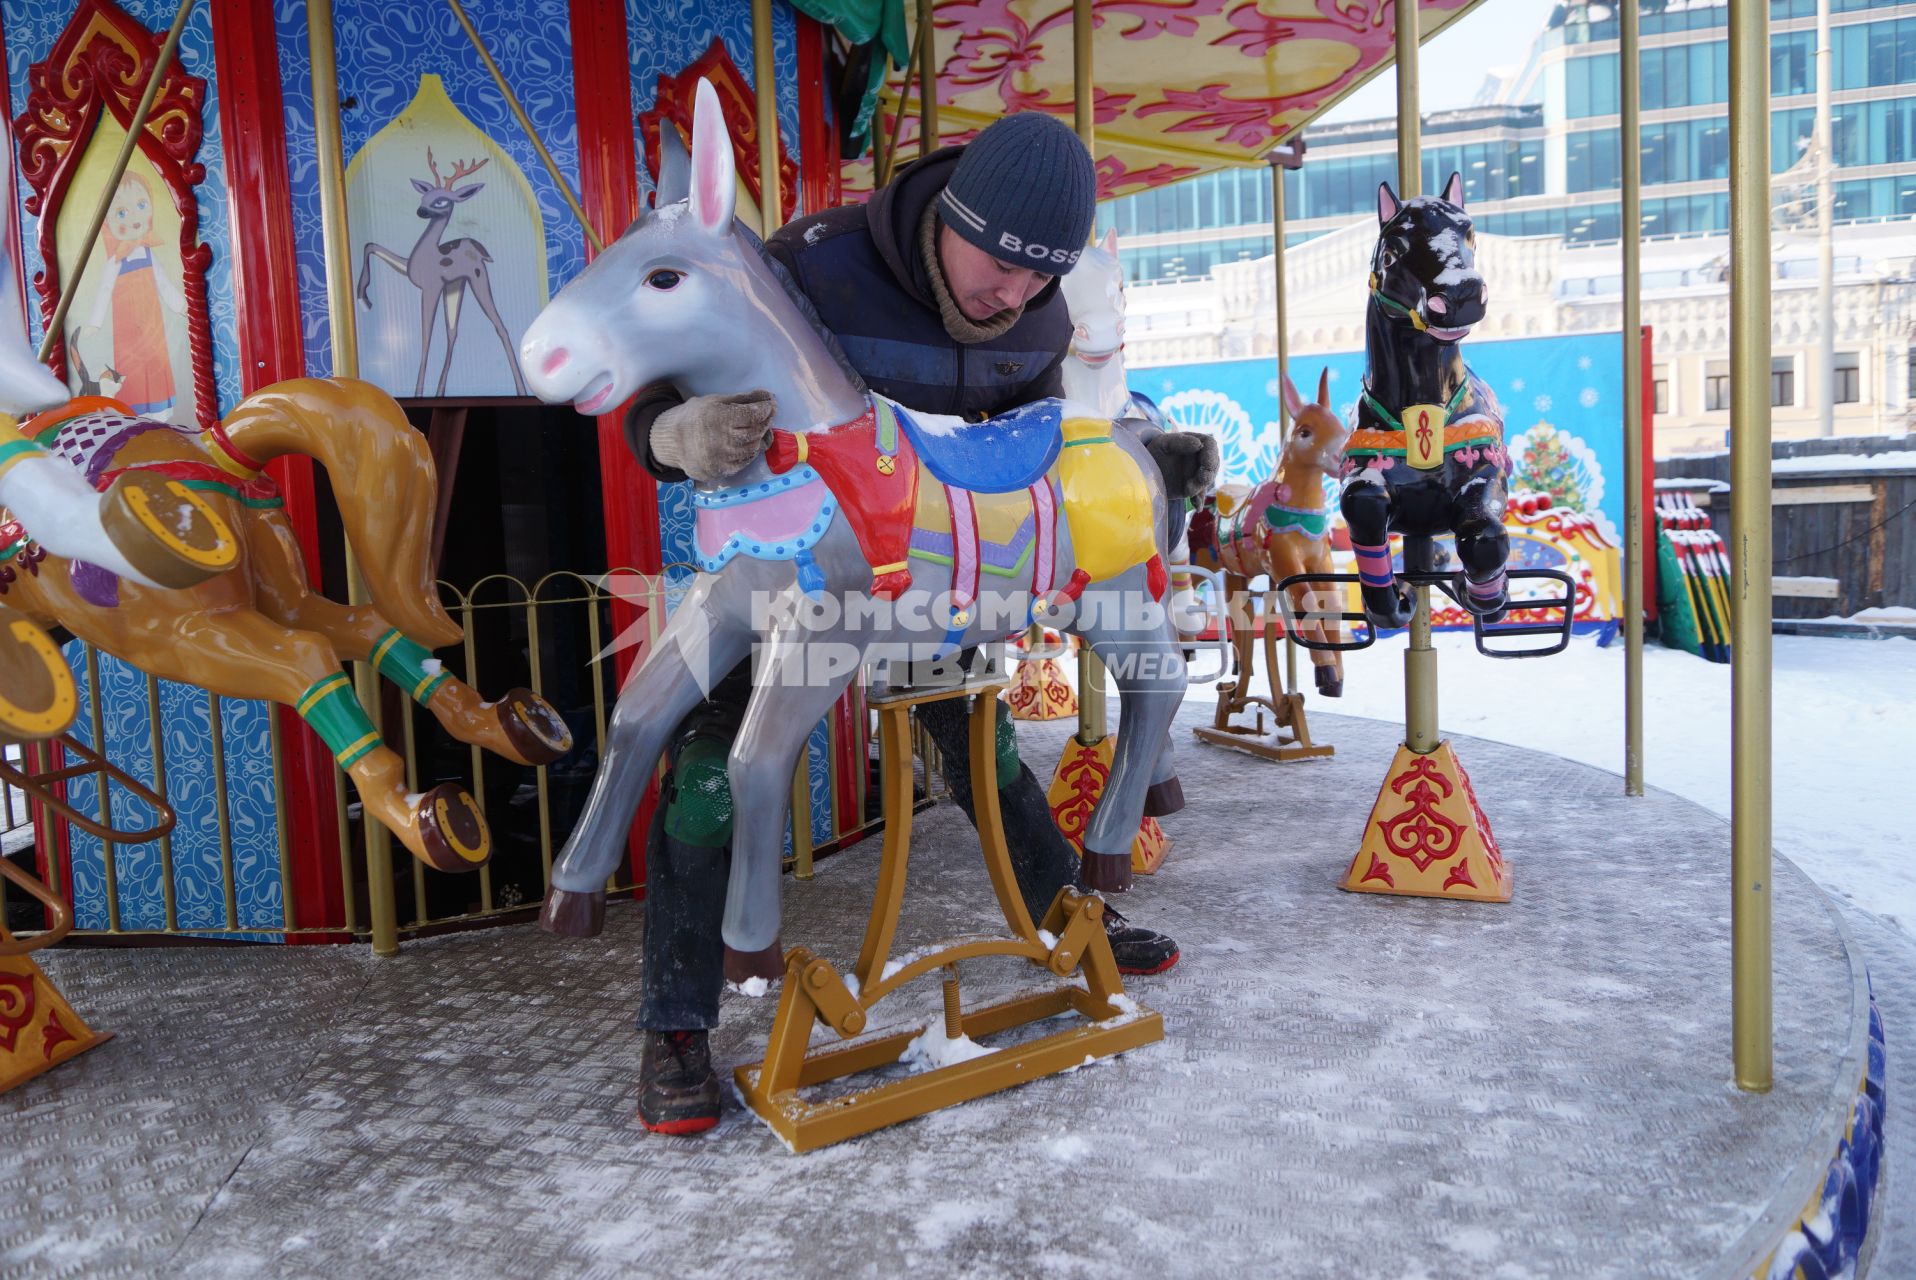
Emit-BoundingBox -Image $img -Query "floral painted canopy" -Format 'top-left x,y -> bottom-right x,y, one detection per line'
840,0 -> 1482,200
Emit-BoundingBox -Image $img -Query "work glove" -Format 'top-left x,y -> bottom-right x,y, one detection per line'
1147,431 -> 1221,501
650,390 -> 777,485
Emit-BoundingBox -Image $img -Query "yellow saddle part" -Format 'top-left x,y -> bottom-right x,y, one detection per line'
908,418 -> 1155,589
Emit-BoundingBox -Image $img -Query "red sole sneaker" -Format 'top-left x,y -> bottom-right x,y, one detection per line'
1119,950 -> 1180,977
639,1113 -> 719,1136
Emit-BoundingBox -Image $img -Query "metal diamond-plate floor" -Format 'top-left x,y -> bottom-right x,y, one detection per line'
0,708 -> 1879,1278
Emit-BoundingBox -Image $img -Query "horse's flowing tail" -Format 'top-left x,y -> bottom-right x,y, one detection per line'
215,377 -> 460,648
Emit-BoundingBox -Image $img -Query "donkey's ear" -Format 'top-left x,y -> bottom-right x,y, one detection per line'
1280,373 -> 1305,420
1377,182 -> 1401,226
1101,227 -> 1119,255
1442,170 -> 1465,209
1316,367 -> 1331,408
656,121 -> 692,207
688,77 -> 737,235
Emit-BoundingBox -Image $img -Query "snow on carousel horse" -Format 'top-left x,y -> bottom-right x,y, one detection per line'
1340,175 -> 1511,628
0,355 -> 572,871
1189,369 -> 1350,696
520,78 -> 1189,954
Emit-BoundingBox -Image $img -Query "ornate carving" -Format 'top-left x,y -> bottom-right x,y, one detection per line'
640,39 -> 798,224
13,0 -> 216,429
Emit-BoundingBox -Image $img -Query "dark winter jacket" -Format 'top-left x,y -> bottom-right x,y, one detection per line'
626,146 -> 1074,483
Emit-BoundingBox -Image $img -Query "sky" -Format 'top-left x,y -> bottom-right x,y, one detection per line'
1318,0 -> 1565,124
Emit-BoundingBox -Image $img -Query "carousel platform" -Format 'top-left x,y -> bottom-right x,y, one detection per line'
2,706 -> 1900,1278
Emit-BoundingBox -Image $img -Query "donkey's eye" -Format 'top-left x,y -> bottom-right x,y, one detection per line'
646,269 -> 683,291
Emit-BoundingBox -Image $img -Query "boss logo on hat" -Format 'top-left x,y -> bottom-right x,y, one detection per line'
996,232 -> 1083,267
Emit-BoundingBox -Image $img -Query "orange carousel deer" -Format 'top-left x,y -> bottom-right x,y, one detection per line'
1187,370 -> 1349,759
0,359 -> 571,873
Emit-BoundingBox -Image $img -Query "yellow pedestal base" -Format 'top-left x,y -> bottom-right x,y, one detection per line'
0,931 -> 111,1094
1046,736 -> 1171,875
1342,740 -> 1510,902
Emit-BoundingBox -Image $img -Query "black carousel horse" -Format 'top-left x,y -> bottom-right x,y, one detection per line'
1339,173 -> 1512,629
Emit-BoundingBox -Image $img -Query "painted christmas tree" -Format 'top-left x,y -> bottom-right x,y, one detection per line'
1516,423 -> 1587,511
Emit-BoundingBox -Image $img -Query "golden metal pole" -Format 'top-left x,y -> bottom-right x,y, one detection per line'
752,0 -> 783,234
37,0 -> 196,362
443,0 -> 603,253
1074,0 -> 1093,146
309,0 -> 399,957
1728,0 -> 1774,1092
1393,0 -> 1437,754
916,0 -> 938,157
1621,0 -> 1645,796
1394,0 -> 1420,200
1272,159 -> 1299,697
1072,0 -> 1106,746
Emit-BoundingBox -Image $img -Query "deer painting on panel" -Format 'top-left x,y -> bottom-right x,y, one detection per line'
356,149 -> 528,397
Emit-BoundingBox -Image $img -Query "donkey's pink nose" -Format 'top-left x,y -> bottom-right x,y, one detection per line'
541,348 -> 570,376
1427,295 -> 1449,315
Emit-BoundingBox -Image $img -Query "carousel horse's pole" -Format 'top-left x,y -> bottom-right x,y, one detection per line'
1621,0 -> 1646,798
310,0 -> 399,956
1728,0 -> 1775,1092
36,0 -> 196,364
1271,154 -> 1301,704
753,0 -> 782,234
1072,0 -> 1108,762
917,0 -> 938,158
1393,0 -> 1440,758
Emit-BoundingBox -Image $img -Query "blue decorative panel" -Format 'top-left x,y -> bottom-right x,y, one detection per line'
273,0 -> 588,378
272,0 -> 332,377
59,643 -> 283,941
5,0 -> 242,416
1144,333 -> 1629,546
806,716 -> 832,847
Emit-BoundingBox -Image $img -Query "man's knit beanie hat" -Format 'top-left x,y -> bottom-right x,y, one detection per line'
938,112 -> 1096,272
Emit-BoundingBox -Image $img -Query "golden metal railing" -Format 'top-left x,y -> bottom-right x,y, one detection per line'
2,566 -> 900,951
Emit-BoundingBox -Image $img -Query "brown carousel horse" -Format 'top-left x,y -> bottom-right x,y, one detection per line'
1189,369 -> 1350,698
0,377 -> 572,873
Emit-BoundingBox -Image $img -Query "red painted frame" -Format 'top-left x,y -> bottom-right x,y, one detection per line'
210,0 -> 344,939
14,0 -> 218,430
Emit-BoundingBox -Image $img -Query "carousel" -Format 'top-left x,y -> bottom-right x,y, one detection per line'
0,0 -> 1893,1275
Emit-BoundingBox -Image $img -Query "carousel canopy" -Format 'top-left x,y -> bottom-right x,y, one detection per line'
837,0 -> 1486,199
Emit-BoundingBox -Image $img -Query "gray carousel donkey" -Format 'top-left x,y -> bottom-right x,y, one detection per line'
520,80 -> 1190,958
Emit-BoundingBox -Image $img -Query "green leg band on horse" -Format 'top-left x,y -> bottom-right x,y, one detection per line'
296,673 -> 382,768
370,627 -> 452,705
994,699 -> 1022,788
663,736 -> 736,848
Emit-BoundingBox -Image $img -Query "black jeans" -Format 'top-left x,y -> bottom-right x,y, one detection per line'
636,660 -> 1082,1031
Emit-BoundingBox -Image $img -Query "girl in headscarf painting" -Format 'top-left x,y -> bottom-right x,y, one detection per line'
82,171 -> 184,417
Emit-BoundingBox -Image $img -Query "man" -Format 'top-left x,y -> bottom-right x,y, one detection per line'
624,111 -> 1216,1134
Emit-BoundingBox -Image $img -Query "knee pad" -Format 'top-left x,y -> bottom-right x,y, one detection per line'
663,736 -> 735,848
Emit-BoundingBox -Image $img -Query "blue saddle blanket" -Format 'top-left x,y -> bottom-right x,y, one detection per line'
889,397 -> 1065,494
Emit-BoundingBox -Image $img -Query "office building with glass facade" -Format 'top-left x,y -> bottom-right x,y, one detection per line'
1099,0 -> 1916,285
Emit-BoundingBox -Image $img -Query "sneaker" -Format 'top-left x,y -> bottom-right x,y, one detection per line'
637,1029 -> 720,1135
1101,906 -> 1180,976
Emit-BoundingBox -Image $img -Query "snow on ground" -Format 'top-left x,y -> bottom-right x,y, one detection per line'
1184,630 -> 1916,935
